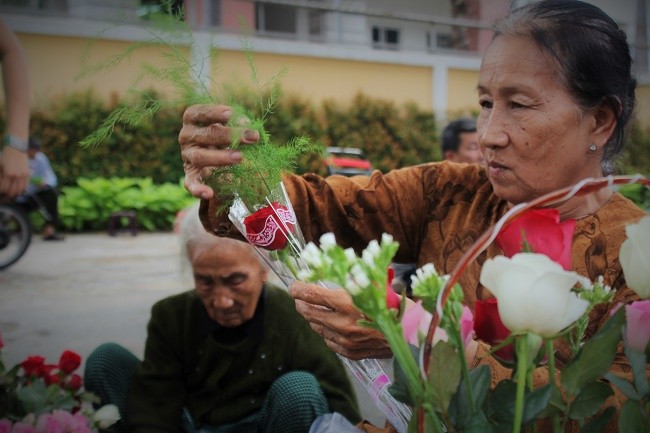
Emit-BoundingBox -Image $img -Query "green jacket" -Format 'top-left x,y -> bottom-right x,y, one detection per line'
126,285 -> 360,432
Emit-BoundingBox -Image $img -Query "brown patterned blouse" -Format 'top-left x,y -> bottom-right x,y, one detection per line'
200,161 -> 646,429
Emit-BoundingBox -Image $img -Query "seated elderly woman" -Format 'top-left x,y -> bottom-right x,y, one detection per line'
177,1 -> 646,431
84,206 -> 360,433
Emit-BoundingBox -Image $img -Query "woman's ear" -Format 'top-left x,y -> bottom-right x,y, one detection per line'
591,98 -> 619,147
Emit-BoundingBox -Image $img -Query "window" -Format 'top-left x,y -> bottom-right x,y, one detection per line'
257,3 -> 296,36
372,26 -> 400,50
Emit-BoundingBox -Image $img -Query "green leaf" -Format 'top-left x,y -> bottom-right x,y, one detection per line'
624,344 -> 649,397
603,372 -> 640,400
389,344 -> 417,406
449,365 -> 491,426
522,383 -> 552,424
567,381 -> 613,419
619,400 -> 649,433
580,406 -> 615,433
463,410 -> 495,433
487,380 -> 516,424
427,340 -> 461,413
561,307 -> 625,397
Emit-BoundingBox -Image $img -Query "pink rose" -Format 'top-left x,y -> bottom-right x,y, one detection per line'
497,208 -> 575,270
402,301 -> 433,345
386,268 -> 401,311
460,306 -> 475,348
625,300 -> 650,352
243,202 -> 296,251
9,422 -> 35,433
0,420 -> 12,433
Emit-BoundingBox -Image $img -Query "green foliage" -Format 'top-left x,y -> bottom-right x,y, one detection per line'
58,177 -> 197,232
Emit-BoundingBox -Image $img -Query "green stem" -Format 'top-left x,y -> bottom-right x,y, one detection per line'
546,340 -> 561,433
452,328 -> 475,413
513,334 -> 529,433
376,314 -> 444,433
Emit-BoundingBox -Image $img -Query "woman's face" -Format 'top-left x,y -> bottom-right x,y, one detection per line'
476,35 -> 604,205
191,239 -> 267,328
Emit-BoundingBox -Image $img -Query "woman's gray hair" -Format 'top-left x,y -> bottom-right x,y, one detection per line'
177,203 -> 268,277
494,0 -> 636,175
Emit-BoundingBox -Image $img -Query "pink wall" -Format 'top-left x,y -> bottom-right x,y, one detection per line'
221,0 -> 255,31
477,0 -> 510,55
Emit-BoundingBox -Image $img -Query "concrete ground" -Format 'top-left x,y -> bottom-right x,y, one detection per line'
0,231 -> 386,426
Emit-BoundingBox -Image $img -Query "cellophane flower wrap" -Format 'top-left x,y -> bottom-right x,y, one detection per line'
302,177 -> 649,433
0,336 -> 120,432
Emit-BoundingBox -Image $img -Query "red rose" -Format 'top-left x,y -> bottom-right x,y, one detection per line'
386,268 -> 401,311
0,331 -> 4,350
243,202 -> 296,251
59,350 -> 81,374
473,298 -> 515,366
64,373 -> 83,391
45,372 -> 61,386
20,355 -> 46,377
496,208 -> 575,270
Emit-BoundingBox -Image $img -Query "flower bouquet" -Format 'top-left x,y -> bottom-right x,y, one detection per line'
0,333 -> 120,433
298,175 -> 649,433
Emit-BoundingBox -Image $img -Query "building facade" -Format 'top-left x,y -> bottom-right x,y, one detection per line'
2,0 -> 650,128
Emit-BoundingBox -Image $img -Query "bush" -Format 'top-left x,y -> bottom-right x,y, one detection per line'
57,177 -> 197,232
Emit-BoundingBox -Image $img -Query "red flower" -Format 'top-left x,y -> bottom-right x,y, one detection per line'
58,350 -> 81,374
386,268 -> 401,311
64,373 -> 83,391
0,331 -> 4,350
473,298 -> 515,366
20,355 -> 46,377
496,208 -> 575,270
243,202 -> 296,251
44,372 -> 61,386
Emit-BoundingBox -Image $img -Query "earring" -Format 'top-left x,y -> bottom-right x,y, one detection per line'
588,143 -> 597,152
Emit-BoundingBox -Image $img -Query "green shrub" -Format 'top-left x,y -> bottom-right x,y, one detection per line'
58,177 -> 197,232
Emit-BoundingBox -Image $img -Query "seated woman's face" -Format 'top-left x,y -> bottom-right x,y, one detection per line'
190,240 -> 268,328
476,34 -> 604,205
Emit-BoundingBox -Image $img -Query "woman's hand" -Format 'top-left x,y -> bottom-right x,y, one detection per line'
179,104 -> 259,199
289,281 -> 393,360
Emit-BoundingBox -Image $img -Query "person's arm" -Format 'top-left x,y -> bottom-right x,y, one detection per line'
0,17 -> 30,199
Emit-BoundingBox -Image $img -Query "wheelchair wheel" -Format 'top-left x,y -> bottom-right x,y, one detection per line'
0,204 -> 32,270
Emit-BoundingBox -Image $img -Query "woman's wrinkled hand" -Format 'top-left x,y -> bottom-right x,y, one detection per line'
289,281 -> 393,360
179,104 -> 259,199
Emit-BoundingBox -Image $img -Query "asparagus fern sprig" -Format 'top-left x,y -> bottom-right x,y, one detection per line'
78,1 -> 318,208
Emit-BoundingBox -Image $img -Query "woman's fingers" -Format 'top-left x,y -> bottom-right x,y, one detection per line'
179,104 -> 260,199
290,282 -> 393,359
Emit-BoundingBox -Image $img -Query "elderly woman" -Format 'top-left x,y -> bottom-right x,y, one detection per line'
178,0 -> 645,431
84,206 -> 360,433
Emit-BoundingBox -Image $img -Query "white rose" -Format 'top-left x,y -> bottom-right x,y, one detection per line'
93,404 -> 121,429
480,253 -> 590,337
619,216 -> 650,299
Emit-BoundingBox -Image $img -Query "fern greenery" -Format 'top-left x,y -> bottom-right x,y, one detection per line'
79,1 -> 320,209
